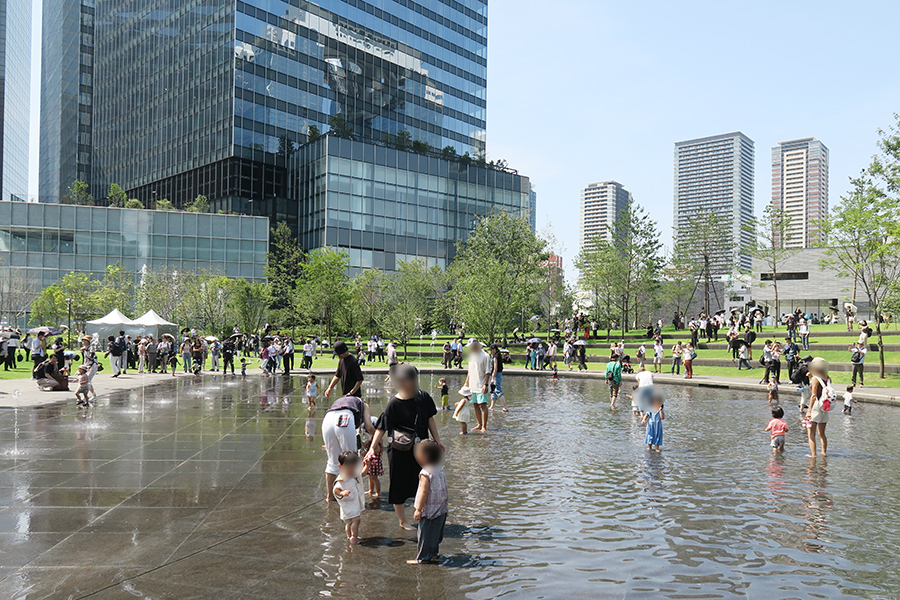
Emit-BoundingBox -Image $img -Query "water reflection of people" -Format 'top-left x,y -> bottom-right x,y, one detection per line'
802,459 -> 833,553
305,406 -> 317,441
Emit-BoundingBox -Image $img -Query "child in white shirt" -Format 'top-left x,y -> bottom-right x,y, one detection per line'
842,385 -> 857,415
332,451 -> 367,543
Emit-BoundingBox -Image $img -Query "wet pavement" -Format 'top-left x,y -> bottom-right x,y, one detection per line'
0,373 -> 898,599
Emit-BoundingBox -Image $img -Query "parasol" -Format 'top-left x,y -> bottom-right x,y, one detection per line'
162,333 -> 176,341
28,326 -> 63,337
844,302 -> 857,312
204,336 -> 219,342
573,340 -> 588,346
527,337 -> 542,344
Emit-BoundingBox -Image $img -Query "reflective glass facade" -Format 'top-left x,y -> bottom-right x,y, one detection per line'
0,0 -> 30,202
76,0 -> 486,208
38,0 -> 93,202
0,201 -> 269,289
288,135 -> 530,274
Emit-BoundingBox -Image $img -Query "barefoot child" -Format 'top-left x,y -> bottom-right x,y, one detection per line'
333,451 -> 367,543
641,395 -> 664,452
436,378 -> 449,410
362,438 -> 383,497
240,358 -> 248,381
842,385 -> 856,415
74,366 -> 91,407
765,406 -> 788,453
453,385 -> 473,435
305,374 -> 318,407
767,376 -> 779,404
407,440 -> 448,565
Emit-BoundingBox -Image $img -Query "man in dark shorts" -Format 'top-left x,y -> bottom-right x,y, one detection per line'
324,341 -> 363,398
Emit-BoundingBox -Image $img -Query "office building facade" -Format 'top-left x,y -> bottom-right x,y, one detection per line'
0,0 -> 31,202
673,132 -> 755,273
38,0 -> 94,203
771,138 -> 828,248
0,201 -> 268,289
579,181 -> 631,248
287,134 -> 530,273
46,0 -> 488,209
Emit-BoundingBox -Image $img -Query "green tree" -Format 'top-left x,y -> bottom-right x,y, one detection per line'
296,247 -> 350,339
265,222 -> 305,332
411,139 -> 431,154
0,260 -> 38,326
749,205 -> 799,317
231,280 -> 271,336
328,114 -> 353,139
449,212 -> 548,343
185,194 -> 210,213
349,268 -> 384,336
185,274 -> 236,338
277,135 -> 296,158
575,235 -> 626,340
381,260 -> 440,358
610,200 -> 663,333
675,212 -> 735,315
107,183 -> 128,207
154,198 -> 173,211
821,171 -> 900,379
307,124 -> 321,143
660,252 -> 697,327
124,198 -> 143,209
394,130 -> 413,151
135,266 -> 190,326
94,263 -> 133,316
441,145 -> 457,160
68,180 -> 93,206
30,272 -> 96,331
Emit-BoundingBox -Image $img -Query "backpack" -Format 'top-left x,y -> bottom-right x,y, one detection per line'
850,351 -> 862,364
814,376 -> 836,411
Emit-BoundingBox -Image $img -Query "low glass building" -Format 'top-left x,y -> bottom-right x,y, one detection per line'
284,135 -> 531,273
0,201 -> 269,289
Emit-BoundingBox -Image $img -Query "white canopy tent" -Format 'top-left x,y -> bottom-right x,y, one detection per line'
85,309 -> 140,341
131,310 -> 179,340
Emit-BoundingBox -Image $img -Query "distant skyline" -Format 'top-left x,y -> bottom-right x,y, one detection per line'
26,0 -> 900,282
486,0 -> 900,280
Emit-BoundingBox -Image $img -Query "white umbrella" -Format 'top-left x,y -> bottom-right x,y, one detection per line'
844,302 -> 857,312
205,335 -> 219,342
573,340 -> 588,346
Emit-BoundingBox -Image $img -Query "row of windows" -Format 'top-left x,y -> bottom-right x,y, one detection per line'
2,259 -> 264,282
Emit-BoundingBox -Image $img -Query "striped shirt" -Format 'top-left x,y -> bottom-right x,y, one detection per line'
420,465 -> 449,520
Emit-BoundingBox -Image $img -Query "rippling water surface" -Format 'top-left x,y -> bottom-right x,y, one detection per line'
0,373 -> 897,599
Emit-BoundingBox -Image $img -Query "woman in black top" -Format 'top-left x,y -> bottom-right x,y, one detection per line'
367,364 -> 442,530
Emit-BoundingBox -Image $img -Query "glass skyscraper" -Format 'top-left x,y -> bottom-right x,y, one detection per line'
40,0 -> 530,271
0,0 -> 31,202
70,0 -> 488,208
38,0 -> 94,203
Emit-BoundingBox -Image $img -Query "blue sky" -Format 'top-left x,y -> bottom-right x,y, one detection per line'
486,0 -> 900,279
28,1 -> 900,281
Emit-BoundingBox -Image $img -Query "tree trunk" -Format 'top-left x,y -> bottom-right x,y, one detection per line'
875,312 -> 885,379
773,275 -> 779,321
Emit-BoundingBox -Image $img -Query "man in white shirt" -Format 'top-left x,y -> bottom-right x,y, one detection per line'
631,365 -> 655,415
464,339 -> 492,432
302,339 -> 314,370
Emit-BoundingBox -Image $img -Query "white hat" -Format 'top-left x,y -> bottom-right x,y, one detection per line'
466,338 -> 481,348
458,385 -> 472,396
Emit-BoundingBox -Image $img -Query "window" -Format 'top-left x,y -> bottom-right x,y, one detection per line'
760,272 -> 809,281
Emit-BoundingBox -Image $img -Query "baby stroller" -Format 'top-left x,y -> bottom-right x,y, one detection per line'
620,354 -> 634,374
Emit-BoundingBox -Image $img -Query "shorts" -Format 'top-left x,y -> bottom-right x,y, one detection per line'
441,394 -> 449,406
653,356 -> 661,364
843,405 -> 852,414
77,386 -> 90,394
471,392 -> 489,405
491,373 -> 504,400
771,435 -> 785,449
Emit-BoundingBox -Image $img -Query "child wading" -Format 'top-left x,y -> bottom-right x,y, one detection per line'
333,451 -> 367,543
765,406 -> 788,453
453,385 -> 474,435
641,395 -> 664,452
363,438 -> 383,497
436,378 -> 449,410
306,374 -> 318,407
842,385 -> 857,415
407,440 -> 448,565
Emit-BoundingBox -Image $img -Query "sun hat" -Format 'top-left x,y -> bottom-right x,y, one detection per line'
466,338 -> 481,348
458,385 -> 472,396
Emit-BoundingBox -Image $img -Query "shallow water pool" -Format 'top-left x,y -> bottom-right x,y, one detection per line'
0,373 -> 896,599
